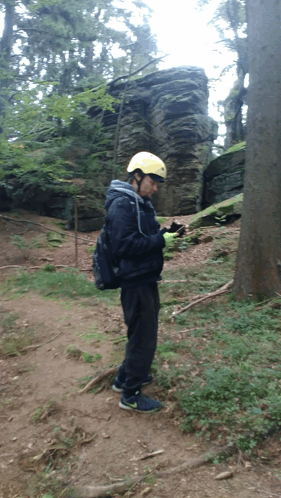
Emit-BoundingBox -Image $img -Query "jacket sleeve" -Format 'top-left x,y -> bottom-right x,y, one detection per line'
107,198 -> 165,259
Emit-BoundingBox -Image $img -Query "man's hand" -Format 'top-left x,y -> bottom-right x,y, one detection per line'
166,222 -> 186,237
163,232 -> 178,242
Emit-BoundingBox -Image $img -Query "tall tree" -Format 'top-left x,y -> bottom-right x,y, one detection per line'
0,0 -> 157,134
234,0 -> 281,299
200,0 -> 248,148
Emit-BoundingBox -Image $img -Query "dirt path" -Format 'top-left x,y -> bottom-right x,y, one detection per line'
1,212 -> 281,497
1,294 -> 281,498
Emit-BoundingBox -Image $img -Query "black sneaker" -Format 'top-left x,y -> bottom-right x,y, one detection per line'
112,373 -> 153,393
119,391 -> 161,413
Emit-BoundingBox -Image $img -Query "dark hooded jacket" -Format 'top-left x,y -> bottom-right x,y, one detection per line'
105,180 -> 165,286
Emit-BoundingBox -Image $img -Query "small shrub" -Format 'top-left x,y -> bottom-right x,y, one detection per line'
46,231 -> 65,247
86,245 -> 96,254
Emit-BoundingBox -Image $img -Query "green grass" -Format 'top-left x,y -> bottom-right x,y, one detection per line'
86,245 -> 96,254
11,234 -> 45,251
1,268 -> 120,306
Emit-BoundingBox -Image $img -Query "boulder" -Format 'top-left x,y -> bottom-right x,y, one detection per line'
203,142 -> 245,207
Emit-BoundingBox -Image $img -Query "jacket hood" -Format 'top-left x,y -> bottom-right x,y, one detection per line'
105,180 -> 144,211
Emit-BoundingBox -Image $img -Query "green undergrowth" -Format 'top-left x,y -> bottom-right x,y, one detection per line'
157,251 -> 281,450
1,268 -> 120,306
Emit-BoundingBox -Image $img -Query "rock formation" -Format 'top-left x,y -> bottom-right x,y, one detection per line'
91,66 -> 218,215
203,143 -> 245,207
1,66 -> 218,229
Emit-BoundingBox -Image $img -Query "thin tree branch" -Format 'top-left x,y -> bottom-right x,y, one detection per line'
14,28 -> 98,43
170,280 -> 234,318
109,54 -> 167,88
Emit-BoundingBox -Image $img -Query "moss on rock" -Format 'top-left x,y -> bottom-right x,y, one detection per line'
189,193 -> 243,229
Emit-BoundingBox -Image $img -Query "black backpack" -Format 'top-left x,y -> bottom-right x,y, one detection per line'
92,222 -> 121,290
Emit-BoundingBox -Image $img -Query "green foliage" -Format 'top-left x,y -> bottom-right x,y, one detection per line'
86,245 -> 96,254
0,0 -> 159,215
11,235 -> 44,251
43,264 -> 56,272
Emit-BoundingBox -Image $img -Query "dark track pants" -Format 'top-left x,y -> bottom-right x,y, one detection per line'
118,282 -> 160,396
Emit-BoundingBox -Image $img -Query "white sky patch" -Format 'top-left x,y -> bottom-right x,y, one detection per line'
144,0 -> 237,141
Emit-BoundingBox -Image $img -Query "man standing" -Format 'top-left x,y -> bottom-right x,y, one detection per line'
105,152 -> 177,413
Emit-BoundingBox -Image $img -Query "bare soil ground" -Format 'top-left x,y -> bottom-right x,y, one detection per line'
0,210 -> 281,498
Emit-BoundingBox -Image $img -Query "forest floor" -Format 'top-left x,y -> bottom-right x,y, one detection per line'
0,210 -> 281,498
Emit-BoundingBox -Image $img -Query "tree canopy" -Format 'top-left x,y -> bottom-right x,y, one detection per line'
0,0 -> 160,215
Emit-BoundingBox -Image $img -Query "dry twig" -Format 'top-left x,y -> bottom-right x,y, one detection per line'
78,366 -> 118,394
131,450 -> 164,461
66,444 -> 237,498
170,280 -> 233,318
21,331 -> 63,351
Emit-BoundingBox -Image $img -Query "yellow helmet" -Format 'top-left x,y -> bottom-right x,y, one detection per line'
127,152 -> 167,182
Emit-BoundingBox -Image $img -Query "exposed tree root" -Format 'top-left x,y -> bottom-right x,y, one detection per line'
78,366 -> 118,394
170,279 -> 233,318
66,444 -> 237,498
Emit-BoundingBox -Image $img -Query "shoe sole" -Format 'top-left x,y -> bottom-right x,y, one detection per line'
112,379 -> 152,394
119,400 -> 161,413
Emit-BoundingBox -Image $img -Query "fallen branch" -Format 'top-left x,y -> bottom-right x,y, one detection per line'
0,264 -> 90,272
170,280 -> 233,318
131,450 -> 164,461
78,366 -> 118,394
0,214 -> 90,242
66,444 -> 236,498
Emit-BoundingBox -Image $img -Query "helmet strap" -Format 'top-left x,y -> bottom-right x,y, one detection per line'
133,171 -> 145,193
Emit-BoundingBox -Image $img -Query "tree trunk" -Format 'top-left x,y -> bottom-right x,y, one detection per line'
0,0 -> 14,63
234,0 -> 281,300
0,0 -> 15,132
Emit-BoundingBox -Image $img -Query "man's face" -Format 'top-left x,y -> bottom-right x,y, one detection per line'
134,174 -> 158,197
